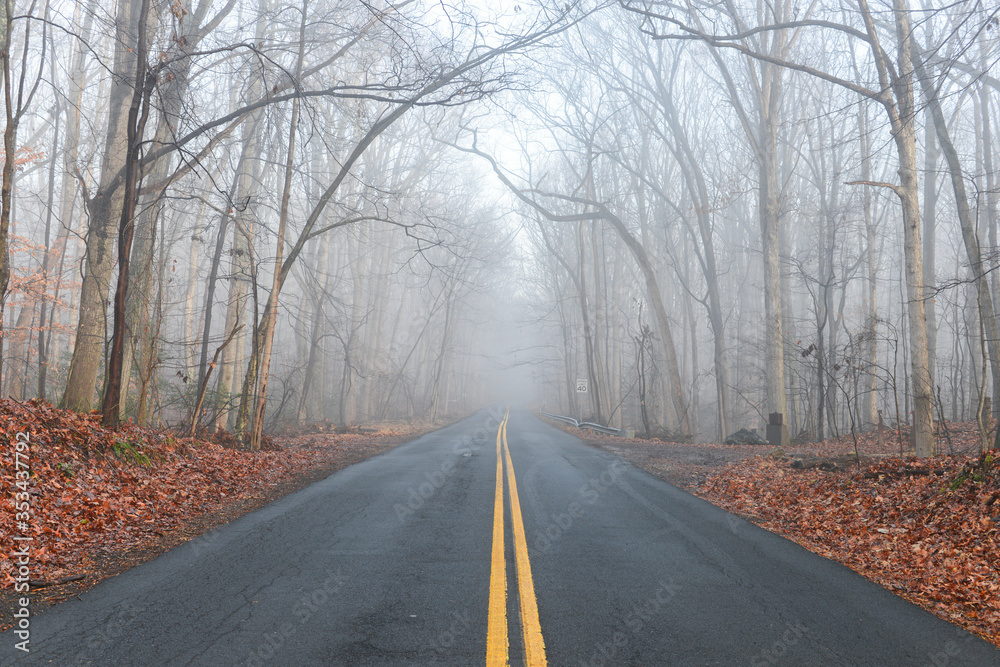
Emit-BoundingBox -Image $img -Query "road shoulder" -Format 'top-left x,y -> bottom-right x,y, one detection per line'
576,426 -> 1000,648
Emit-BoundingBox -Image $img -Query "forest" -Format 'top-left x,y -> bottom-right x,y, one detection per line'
1,0 -> 998,457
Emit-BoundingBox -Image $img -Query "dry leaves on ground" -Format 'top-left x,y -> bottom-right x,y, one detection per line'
696,431 -> 999,646
0,399 -> 420,589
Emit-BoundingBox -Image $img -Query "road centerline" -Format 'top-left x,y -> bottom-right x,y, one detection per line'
486,411 -> 509,666
485,409 -> 548,667
502,411 -> 548,666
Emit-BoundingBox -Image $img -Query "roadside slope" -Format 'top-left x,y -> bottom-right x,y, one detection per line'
0,399 -> 432,630
572,419 -> 1000,647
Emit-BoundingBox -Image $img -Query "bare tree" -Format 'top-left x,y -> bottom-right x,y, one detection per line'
0,0 -> 46,384
624,0 -> 948,454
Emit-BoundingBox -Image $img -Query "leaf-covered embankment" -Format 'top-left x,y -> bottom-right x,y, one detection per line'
696,445 -> 999,646
580,421 -> 1000,647
0,399 -> 421,596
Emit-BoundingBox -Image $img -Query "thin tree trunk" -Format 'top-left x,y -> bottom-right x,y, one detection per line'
860,102 -> 879,429
0,0 -> 17,385
245,0 -> 307,449
296,235 -> 333,422
44,2 -> 93,388
429,301 -> 453,423
37,59 -> 62,400
981,64 -> 999,407
577,219 -> 603,422
183,204 -> 206,376
913,46 -> 1000,426
922,111 -> 938,391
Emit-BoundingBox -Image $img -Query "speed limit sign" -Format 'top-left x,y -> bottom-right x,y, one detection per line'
576,378 -> 588,393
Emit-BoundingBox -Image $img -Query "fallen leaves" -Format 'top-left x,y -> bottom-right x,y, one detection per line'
696,441 -> 1000,646
0,399 -> 421,593
559,416 -> 1000,647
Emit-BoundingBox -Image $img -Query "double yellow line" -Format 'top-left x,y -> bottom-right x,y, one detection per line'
486,409 -> 547,666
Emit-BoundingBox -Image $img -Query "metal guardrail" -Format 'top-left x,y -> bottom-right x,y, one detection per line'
579,421 -> 623,436
539,410 -> 578,427
539,411 -> 623,437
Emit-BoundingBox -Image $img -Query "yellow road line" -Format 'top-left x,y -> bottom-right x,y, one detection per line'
486,411 -> 508,667
502,413 -> 548,667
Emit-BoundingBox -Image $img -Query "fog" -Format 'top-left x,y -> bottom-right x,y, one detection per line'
1,0 -> 997,451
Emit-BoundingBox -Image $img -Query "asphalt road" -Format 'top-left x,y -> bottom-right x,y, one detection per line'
3,406 -> 999,666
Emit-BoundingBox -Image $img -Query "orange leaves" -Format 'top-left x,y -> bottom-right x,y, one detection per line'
6,145 -> 45,170
697,444 -> 1000,646
0,399 -> 418,604
0,398 -> 328,589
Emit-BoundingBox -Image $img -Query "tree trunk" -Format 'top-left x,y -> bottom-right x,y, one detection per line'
43,2 -> 94,390
860,102 -> 879,429
0,0 -> 16,385
759,79 -> 789,427
296,233 -> 332,422
101,0 -> 155,427
657,82 -> 731,438
889,0 -> 934,456
912,46 -> 1000,421
211,174 -> 256,431
121,47 -> 197,422
63,0 -> 144,412
981,65 -> 1000,407
243,1 -> 307,448
37,54 -> 65,401
922,110 -> 938,392
607,216 -> 691,435
589,220 -> 612,422
576,219 -> 604,422
183,205 -> 206,377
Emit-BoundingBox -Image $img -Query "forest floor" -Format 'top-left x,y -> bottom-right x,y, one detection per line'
0,398 -> 437,632
578,421 -> 1000,647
